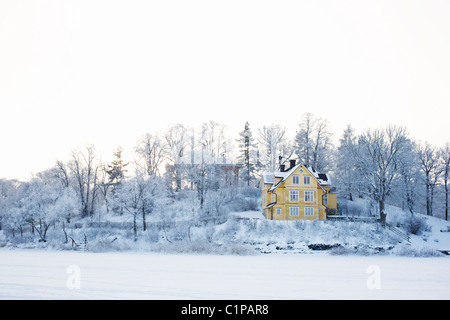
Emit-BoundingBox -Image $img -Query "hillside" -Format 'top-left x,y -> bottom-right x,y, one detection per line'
2,197 -> 449,257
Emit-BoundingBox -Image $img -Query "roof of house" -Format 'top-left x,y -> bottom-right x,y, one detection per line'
268,163 -> 302,192
263,163 -> 331,192
262,172 -> 275,185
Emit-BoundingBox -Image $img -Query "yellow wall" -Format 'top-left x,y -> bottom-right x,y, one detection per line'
262,165 -> 337,220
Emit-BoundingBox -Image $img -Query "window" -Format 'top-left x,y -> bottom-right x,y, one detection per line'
292,175 -> 300,185
303,175 -> 311,185
323,194 -> 328,206
289,207 -> 299,216
304,190 -> 314,202
276,208 -> 281,215
304,207 -> 314,216
289,190 -> 299,202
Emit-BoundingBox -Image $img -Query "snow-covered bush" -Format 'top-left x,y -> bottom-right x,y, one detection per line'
337,198 -> 374,216
393,244 -> 442,257
402,216 -> 428,235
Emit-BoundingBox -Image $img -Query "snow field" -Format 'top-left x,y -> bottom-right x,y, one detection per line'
1,249 -> 449,300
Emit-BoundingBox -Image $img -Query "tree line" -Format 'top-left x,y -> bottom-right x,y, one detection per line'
0,113 -> 449,243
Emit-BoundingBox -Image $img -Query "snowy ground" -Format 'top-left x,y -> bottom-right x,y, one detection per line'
0,249 -> 449,300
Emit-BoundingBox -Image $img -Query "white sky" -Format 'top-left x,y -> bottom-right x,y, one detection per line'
1,0 -> 450,181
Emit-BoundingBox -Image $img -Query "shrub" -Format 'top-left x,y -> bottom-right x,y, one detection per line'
403,216 -> 427,235
394,244 -> 442,257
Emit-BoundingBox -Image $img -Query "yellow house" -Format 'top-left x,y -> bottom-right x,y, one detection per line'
261,160 -> 337,220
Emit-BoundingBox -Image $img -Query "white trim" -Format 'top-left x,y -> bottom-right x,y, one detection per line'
304,190 -> 314,202
303,175 -> 311,185
289,190 -> 299,202
289,207 -> 299,216
304,207 -> 314,216
323,194 -> 328,206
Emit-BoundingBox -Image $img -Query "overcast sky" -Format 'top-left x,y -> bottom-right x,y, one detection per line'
1,0 -> 450,181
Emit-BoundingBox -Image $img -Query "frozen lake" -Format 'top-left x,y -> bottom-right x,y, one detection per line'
0,249 -> 449,299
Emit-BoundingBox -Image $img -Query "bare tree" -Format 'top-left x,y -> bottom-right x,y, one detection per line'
354,125 -> 410,222
135,133 -> 167,177
295,112 -> 333,171
258,124 -> 292,171
164,124 -> 188,192
417,142 -> 442,216
397,140 -> 420,215
55,160 -> 70,188
114,169 -> 163,240
200,121 -> 228,163
442,143 -> 450,221
69,146 -> 101,217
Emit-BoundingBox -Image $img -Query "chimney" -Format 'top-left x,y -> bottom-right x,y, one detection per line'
289,159 -> 296,169
280,164 -> 286,172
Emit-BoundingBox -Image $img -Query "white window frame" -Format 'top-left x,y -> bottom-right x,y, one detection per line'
304,207 -> 314,216
304,190 -> 314,202
303,175 -> 311,185
289,207 -> 299,216
292,175 -> 300,185
323,194 -> 328,206
276,207 -> 281,215
289,190 -> 299,202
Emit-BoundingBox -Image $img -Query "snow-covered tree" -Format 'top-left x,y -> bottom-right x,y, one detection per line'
0,179 -> 26,237
441,143 -> 450,221
200,121 -> 228,163
105,146 -> 128,185
417,142 -> 442,216
258,124 -> 292,171
135,133 -> 167,177
236,121 -> 258,186
164,124 -> 188,192
353,125 -> 410,222
396,140 -> 420,215
294,112 -> 333,171
335,125 -> 360,200
100,146 -> 128,213
69,146 -> 102,217
22,169 -> 78,242
114,170 -> 166,240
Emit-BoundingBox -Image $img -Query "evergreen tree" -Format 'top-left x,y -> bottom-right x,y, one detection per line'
103,146 -> 128,214
335,125 -> 358,200
237,122 -> 257,186
106,146 -> 128,186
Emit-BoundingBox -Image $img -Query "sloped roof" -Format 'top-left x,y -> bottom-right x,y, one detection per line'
306,166 -> 332,186
268,164 -> 302,192
262,172 -> 275,184
266,164 -> 329,192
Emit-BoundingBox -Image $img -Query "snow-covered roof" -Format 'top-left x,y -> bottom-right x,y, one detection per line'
268,164 -> 302,192
306,166 -> 332,186
262,172 -> 275,184
265,163 -> 331,192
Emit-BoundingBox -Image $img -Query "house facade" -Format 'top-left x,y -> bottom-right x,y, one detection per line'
261,160 -> 337,220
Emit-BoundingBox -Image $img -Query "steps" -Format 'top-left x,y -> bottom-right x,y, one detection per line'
382,222 -> 411,243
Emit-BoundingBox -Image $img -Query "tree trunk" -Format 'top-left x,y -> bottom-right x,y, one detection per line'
379,199 -> 386,224
425,178 -> 431,216
133,214 -> 137,242
445,175 -> 448,221
142,206 -> 146,231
